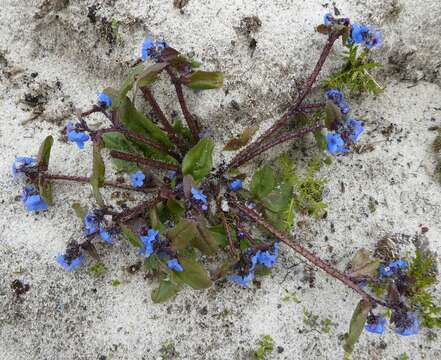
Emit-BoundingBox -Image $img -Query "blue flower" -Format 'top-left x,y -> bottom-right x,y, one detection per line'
250,252 -> 259,272
365,315 -> 386,334
12,156 -> 36,179
139,228 -> 159,257
84,213 -> 98,235
346,118 -> 364,142
21,186 -> 48,212
379,259 -> 408,278
191,187 -> 208,204
227,272 -> 254,287
326,133 -> 349,155
246,202 -> 256,209
56,255 -> 84,272
394,312 -> 420,336
99,226 -> 113,244
167,259 -> 184,272
324,12 -> 333,26
257,243 -> 279,268
66,122 -> 90,150
351,23 -> 382,49
229,179 -> 243,191
98,92 -> 112,107
326,88 -> 350,115
141,38 -> 169,61
130,171 -> 145,188
167,170 -> 177,179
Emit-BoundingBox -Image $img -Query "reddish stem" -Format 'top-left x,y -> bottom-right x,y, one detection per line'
226,31 -> 343,171
231,123 -> 324,169
166,66 -> 200,140
116,194 -> 163,223
141,87 -> 188,153
44,174 -> 158,194
230,197 -> 375,305
110,150 -> 179,171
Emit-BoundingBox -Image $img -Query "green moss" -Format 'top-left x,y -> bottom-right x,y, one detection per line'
253,335 -> 274,359
323,44 -> 384,95
111,279 -> 121,286
408,251 -> 441,328
432,132 -> 441,153
160,340 -> 180,360
435,160 -> 441,185
90,262 -> 106,277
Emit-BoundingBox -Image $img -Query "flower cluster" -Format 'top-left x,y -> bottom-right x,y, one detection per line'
66,122 -> 90,150
325,88 -> 364,155
228,243 -> 279,287
84,211 -> 113,244
56,241 -> 84,272
139,228 -> 183,272
141,38 -> 169,62
191,186 -> 208,211
364,259 -> 419,336
21,186 -> 48,212
12,156 -> 36,179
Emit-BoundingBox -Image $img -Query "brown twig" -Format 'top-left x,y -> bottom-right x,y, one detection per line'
44,174 -> 158,194
165,66 -> 200,140
230,123 -> 324,169
141,86 -> 188,153
226,30 -> 344,171
116,193 -> 163,223
229,197 -> 380,306
110,150 -> 179,171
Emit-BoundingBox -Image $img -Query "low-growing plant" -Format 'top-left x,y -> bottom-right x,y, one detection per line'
11,11 -> 440,357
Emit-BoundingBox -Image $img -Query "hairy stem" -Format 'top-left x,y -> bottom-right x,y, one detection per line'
231,123 -> 324,169
116,193 -> 163,223
44,174 -> 158,194
226,30 -> 343,171
230,197 -> 380,306
110,150 -> 179,171
165,66 -> 200,141
141,86 -> 188,153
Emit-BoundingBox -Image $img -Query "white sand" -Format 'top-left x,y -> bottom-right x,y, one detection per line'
1,0 -> 441,359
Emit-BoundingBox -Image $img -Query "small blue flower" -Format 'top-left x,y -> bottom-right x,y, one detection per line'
351,23 -> 382,49
326,88 -> 344,103
12,156 -> 36,179
324,12 -> 333,26
229,179 -> 243,191
250,252 -> 259,272
99,226 -> 113,244
326,133 -> 349,155
84,213 -> 98,235
167,170 -> 177,179
191,187 -> 208,204
365,315 -> 386,334
56,255 -> 84,272
346,118 -> 364,142
380,259 -> 408,278
130,171 -> 145,188
246,202 -> 256,210
141,38 -> 169,61
227,272 -> 254,287
339,100 -> 350,115
257,243 -> 279,268
139,228 -> 159,257
21,186 -> 48,212
394,312 -> 420,336
98,92 -> 112,107
167,259 -> 184,272
66,122 -> 90,150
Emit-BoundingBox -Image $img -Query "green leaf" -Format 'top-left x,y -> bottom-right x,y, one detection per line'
251,165 -> 275,199
118,97 -> 171,147
38,176 -> 53,205
182,138 -> 214,181
348,249 -> 381,278
102,132 -> 141,172
72,203 -> 87,220
175,257 -> 212,290
37,135 -> 54,170
168,219 -> 196,251
184,71 -> 224,90
262,182 -> 292,213
223,127 -> 257,151
166,198 -> 185,217
208,224 -> 238,248
136,63 -> 168,88
91,144 -> 105,207
151,279 -> 180,303
314,130 -> 327,151
173,118 -> 194,144
191,219 -> 219,255
343,300 -> 372,355
120,224 -> 144,248
324,102 -> 342,130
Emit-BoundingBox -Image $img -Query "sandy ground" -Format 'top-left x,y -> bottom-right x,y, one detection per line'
1,0 -> 441,359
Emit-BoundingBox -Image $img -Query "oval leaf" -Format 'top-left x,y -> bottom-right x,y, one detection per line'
151,279 -> 180,303
120,224 -> 144,248
343,300 -> 372,355
91,144 -> 105,206
251,165 -> 275,199
182,138 -> 214,181
184,71 -> 224,90
37,135 -> 54,171
72,203 -> 87,220
223,127 -> 257,151
175,257 -> 212,290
